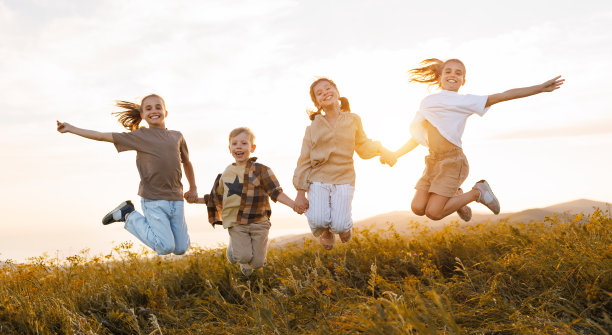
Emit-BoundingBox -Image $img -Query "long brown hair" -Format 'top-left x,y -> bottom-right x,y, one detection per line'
407,58 -> 466,88
112,94 -> 166,131
307,78 -> 350,121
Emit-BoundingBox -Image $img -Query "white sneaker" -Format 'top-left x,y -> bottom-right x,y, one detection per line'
473,180 -> 500,215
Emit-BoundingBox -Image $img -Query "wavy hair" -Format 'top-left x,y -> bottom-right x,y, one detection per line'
229,127 -> 255,144
307,78 -> 350,121
407,58 -> 466,88
112,94 -> 166,131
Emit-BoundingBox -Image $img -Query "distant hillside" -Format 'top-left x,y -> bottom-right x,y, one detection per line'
271,198 -> 610,247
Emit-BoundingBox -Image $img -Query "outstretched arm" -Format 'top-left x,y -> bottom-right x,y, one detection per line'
381,138 -> 419,167
395,137 -> 419,159
56,121 -> 114,142
486,76 -> 564,107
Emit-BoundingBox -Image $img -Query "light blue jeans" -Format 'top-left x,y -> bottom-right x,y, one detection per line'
124,198 -> 190,255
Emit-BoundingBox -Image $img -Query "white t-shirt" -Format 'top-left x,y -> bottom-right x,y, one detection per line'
410,90 -> 489,148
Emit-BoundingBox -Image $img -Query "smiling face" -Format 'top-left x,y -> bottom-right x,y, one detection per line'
439,60 -> 466,92
229,131 -> 256,165
312,80 -> 340,109
140,95 -> 167,128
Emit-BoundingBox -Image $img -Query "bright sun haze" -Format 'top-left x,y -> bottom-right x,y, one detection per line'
1,0 -> 611,262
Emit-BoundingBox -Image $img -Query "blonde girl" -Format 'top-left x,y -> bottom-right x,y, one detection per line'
293,78 -> 394,250
387,58 -> 563,221
56,94 -> 198,255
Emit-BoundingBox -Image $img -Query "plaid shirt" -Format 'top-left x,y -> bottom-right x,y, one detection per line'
205,157 -> 282,227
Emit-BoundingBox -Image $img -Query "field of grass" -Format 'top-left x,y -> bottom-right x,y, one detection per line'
1,209 -> 610,334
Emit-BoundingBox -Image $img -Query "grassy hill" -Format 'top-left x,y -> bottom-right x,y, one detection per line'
0,205 -> 610,334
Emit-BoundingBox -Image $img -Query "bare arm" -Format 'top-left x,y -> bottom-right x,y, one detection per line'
395,138 -> 419,159
381,138 -> 418,167
276,192 -> 299,212
182,160 -> 198,203
485,76 -> 564,107
56,121 -> 114,142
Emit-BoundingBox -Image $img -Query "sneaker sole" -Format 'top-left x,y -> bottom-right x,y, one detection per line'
102,201 -> 131,225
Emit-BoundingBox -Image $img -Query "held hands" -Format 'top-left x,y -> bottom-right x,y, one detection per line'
294,192 -> 309,215
379,147 -> 397,167
540,76 -> 564,93
183,188 -> 198,203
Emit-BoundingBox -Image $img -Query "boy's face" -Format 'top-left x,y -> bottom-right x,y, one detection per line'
140,96 -> 167,128
229,132 -> 256,164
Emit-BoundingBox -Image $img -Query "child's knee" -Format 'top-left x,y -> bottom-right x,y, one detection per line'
425,208 -> 444,221
154,238 -> 176,255
411,204 -> 426,216
173,245 -> 189,255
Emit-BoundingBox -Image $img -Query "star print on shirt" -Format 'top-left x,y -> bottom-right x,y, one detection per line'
225,175 -> 243,198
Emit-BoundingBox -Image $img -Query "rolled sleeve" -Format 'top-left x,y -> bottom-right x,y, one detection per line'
353,115 -> 382,159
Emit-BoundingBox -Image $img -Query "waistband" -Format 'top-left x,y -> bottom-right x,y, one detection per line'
427,147 -> 464,159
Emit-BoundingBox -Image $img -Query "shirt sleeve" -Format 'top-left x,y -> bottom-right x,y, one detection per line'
178,133 -> 189,163
353,114 -> 382,159
293,126 -> 312,191
457,94 -> 489,116
112,131 -> 140,152
260,165 -> 283,202
205,173 -> 223,226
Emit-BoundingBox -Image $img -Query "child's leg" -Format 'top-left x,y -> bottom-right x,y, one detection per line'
329,184 -> 354,236
124,198 -> 177,255
167,200 -> 190,255
411,189 -> 431,216
227,224 -> 253,265
248,220 -> 271,269
305,182 -> 332,237
425,190 -> 479,220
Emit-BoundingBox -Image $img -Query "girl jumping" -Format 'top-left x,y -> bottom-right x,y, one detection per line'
293,78 -> 395,250
385,58 -> 564,221
56,94 -> 198,255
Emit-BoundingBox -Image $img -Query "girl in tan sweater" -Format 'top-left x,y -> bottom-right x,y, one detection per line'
293,78 -> 394,250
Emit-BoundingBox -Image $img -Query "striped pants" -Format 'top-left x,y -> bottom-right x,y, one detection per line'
305,182 -> 354,237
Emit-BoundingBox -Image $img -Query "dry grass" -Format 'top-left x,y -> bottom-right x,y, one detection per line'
1,209 -> 610,334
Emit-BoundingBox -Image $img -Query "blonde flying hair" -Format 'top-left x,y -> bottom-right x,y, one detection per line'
307,78 -> 351,121
407,58 -> 466,88
229,127 -> 256,144
112,94 -> 166,131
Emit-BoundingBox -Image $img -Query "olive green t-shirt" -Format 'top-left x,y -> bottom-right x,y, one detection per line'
113,127 -> 189,201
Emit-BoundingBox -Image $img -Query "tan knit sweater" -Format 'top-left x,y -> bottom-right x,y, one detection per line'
293,112 -> 382,190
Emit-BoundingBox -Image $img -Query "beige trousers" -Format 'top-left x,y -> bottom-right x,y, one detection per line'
227,220 -> 270,269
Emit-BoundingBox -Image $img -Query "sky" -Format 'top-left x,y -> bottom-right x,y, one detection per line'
1,0 -> 611,262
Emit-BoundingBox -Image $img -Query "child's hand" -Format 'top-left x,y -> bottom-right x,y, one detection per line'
380,148 -> 397,167
540,75 -> 564,93
294,193 -> 309,214
292,203 -> 305,215
56,120 -> 73,133
183,188 -> 198,203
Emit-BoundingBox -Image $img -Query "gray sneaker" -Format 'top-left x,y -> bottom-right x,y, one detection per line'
240,264 -> 253,276
102,201 -> 135,225
473,180 -> 500,215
